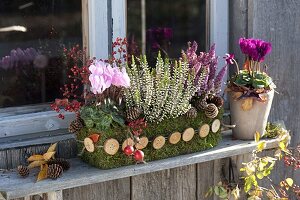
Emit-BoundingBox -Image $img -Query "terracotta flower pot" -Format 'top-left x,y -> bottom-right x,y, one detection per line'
229,89 -> 274,140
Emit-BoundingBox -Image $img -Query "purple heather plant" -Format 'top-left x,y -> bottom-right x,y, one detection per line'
182,41 -> 228,96
0,48 -> 40,70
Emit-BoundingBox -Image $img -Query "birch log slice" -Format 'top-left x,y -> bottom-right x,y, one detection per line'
199,124 -> 210,138
122,138 -> 134,150
135,137 -> 149,150
153,136 -> 166,150
182,128 -> 195,142
169,132 -> 181,144
211,119 -> 221,133
104,139 -> 120,155
83,137 -> 95,153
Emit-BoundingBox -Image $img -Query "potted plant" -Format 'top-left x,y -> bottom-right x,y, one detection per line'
226,38 -> 276,140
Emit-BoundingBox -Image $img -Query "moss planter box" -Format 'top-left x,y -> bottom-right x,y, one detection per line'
77,111 -> 223,169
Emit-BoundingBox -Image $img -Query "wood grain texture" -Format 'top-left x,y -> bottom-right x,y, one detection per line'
131,165 -> 196,200
0,133 -> 279,199
63,178 -> 130,200
250,0 -> 300,183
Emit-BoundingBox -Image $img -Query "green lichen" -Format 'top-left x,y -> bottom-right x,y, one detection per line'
77,110 -> 223,169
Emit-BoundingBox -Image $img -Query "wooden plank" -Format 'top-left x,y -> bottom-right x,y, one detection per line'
249,0 -> 300,183
0,135 -> 75,151
131,165 -> 196,200
0,151 -> 7,169
47,191 -> 62,200
81,0 -> 89,57
57,139 -> 77,159
63,178 -> 130,200
197,161 -> 214,200
0,111 -> 74,139
0,133 -> 279,199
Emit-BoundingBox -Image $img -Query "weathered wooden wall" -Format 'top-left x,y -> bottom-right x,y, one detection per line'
2,1 -> 300,200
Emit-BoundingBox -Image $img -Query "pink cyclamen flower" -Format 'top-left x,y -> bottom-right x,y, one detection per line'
89,60 -> 130,94
89,60 -> 114,94
111,66 -> 130,88
224,53 -> 235,65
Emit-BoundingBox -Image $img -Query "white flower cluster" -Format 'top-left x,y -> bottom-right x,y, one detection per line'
125,53 -> 199,123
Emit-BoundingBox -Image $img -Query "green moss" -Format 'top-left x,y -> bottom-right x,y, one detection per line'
77,110 -> 223,169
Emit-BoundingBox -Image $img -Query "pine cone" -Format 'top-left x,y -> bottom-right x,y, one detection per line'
47,164 -> 63,179
17,165 -> 29,177
186,107 -> 198,119
194,97 -> 208,111
69,117 -> 84,134
208,96 -> 224,108
126,107 -> 142,122
204,103 -> 219,119
47,158 -> 70,171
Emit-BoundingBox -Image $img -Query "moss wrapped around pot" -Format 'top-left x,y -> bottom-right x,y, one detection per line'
77,110 -> 223,169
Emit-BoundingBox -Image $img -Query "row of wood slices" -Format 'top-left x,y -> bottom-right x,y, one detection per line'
80,119 -> 221,156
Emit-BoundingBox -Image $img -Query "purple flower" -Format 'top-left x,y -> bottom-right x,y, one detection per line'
239,38 -> 272,62
224,53 -> 234,65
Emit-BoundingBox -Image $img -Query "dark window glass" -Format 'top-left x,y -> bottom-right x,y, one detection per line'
0,0 -> 82,108
127,0 -> 206,63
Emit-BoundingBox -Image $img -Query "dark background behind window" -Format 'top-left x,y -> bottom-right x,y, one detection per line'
0,0 -> 82,108
127,0 -> 206,64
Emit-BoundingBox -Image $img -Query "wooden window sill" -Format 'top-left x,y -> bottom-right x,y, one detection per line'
0,131 -> 279,200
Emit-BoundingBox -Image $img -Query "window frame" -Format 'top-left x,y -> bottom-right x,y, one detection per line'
0,0 -> 228,146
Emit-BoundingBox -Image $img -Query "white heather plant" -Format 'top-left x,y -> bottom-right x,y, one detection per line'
125,52 -> 200,123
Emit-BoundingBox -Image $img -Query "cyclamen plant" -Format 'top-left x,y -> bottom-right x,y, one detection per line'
227,38 -> 276,101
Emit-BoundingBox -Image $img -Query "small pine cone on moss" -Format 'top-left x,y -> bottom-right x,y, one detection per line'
47,164 -> 63,179
126,107 -> 142,122
17,165 -> 29,177
208,96 -> 224,108
186,107 -> 198,119
195,97 -> 208,111
69,117 -> 84,134
47,158 -> 70,171
204,103 -> 219,119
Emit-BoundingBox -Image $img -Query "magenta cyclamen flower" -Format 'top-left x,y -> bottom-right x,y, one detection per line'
89,60 -> 130,94
224,53 -> 234,65
239,38 -> 272,62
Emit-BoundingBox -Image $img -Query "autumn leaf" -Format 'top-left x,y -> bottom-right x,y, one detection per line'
241,98 -> 253,111
27,155 -> 44,162
254,132 -> 260,143
257,141 -> 266,152
43,151 -> 55,161
47,143 -> 57,153
286,178 -> 293,187
28,160 -> 46,169
37,164 -> 48,182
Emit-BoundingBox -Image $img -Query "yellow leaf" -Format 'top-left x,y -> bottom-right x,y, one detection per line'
27,155 -> 44,162
28,160 -> 46,169
37,164 -> 48,182
47,143 -> 57,153
286,178 -> 293,187
257,141 -> 266,152
254,132 -> 260,143
241,98 -> 253,111
43,151 -> 55,161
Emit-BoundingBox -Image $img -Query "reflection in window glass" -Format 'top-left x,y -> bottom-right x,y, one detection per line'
0,0 -> 82,108
127,0 -> 206,63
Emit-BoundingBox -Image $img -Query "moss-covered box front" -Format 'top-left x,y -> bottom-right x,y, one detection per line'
77,110 -> 223,169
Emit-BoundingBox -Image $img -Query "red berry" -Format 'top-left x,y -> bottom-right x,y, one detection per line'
134,150 -> 144,161
123,145 -> 134,156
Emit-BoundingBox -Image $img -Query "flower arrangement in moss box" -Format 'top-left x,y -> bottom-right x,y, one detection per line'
51,38 -> 229,169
